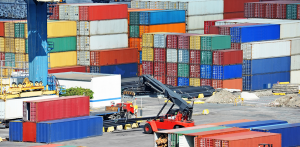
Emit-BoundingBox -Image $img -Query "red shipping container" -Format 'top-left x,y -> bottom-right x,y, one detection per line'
190,64 -> 200,78
201,79 -> 212,86
154,48 -> 166,62
190,50 -> 200,64
48,66 -> 86,74
212,78 -> 243,90
166,76 -> 177,86
224,0 -> 259,13
86,66 -> 90,73
0,52 -> 4,67
138,64 -> 142,76
245,2 -> 255,18
154,62 -> 166,76
142,61 -> 153,75
231,43 -> 241,49
23,122 -> 36,142
79,4 -> 127,21
178,34 -> 198,49
213,49 -> 243,65
23,96 -> 90,122
223,11 -> 245,19
90,48 -> 138,66
129,38 -> 142,51
0,22 -> 4,36
49,4 -> 59,20
204,18 -> 245,34
208,26 -> 220,34
167,63 -> 177,77
219,23 -> 261,35
254,3 -> 266,18
166,34 -> 178,49
154,75 -> 166,84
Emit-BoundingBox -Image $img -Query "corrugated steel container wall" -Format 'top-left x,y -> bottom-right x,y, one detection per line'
252,123 -> 300,147
190,36 -> 201,50
139,10 -> 185,25
178,77 -> 189,86
48,66 -> 86,74
154,75 -> 166,84
213,65 -> 242,80
224,12 -> 245,19
201,51 -> 213,65
142,47 -> 154,61
9,121 -> 23,142
50,51 -> 77,68
201,35 -> 231,50
190,64 -> 200,78
199,78 -> 211,85
225,0 -> 259,13
129,25 -> 139,37
23,122 -> 36,142
154,48 -> 166,62
190,50 -> 200,64
47,21 -> 77,38
242,40 -> 291,60
90,48 -> 138,66
186,14 -> 223,30
166,76 -> 177,86
291,55 -> 300,70
178,34 -> 194,49
0,22 -> 4,36
5,38 -> 15,53
154,62 -> 166,76
142,61 -> 153,75
189,78 -> 200,87
129,38 -> 142,51
87,34 -> 128,50
178,49 -> 189,63
178,63 -> 189,77
154,33 -> 175,48
204,18 -> 246,34
166,49 -> 177,63
77,51 -> 90,66
167,63 -> 177,77
231,24 -> 280,43
243,57 -> 291,75
224,120 -> 288,128
213,49 -> 243,65
166,34 -> 178,49
212,78 -> 243,90
290,70 -> 300,83
243,72 -> 290,91
201,65 -> 212,79
36,116 -> 103,143
202,119 -> 256,126
14,38 -> 25,53
142,33 -> 154,47
288,38 -> 300,55
178,0 -> 224,16
0,37 -> 4,52
139,23 -> 186,38
4,22 -> 14,37
23,96 -> 90,122
79,4 -> 127,21
14,23 -> 25,38
99,63 -> 137,78
47,37 -> 76,53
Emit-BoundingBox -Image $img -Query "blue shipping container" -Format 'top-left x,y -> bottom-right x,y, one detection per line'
178,49 -> 189,63
201,65 -> 212,79
178,77 -> 189,86
212,64 -> 242,80
224,120 -> 288,129
139,10 -> 185,25
100,63 -> 138,78
9,121 -> 23,142
243,72 -> 290,91
140,51 -> 142,64
243,57 -> 291,75
36,116 -> 103,143
252,123 -> 300,147
230,24 -> 280,43
90,66 -> 100,73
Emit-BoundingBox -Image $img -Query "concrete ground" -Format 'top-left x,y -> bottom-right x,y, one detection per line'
1,95 -> 300,147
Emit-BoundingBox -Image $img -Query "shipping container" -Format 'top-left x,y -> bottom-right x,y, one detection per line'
166,76 -> 177,86
90,48 -> 138,66
189,78 -> 200,87
154,75 -> 166,84
204,18 -> 246,34
77,34 -> 128,51
186,14 -> 223,30
50,51 -> 77,68
47,37 -> 76,53
77,51 -> 90,66
36,116 -> 103,143
166,49 -> 177,63
243,72 -> 291,91
190,64 -> 200,78
286,38 -> 300,55
77,19 -> 128,36
14,22 -> 26,38
153,33 -> 178,48
90,66 -> 100,73
178,77 -> 189,86
139,10 -> 185,25
291,55 -> 300,70
142,47 -> 153,61
129,38 -> 142,51
290,70 -> 300,83
0,37 -> 4,52
139,23 -> 186,38
218,23 -> 261,35
166,34 -> 178,49
154,62 -> 166,76
167,63 -> 177,77
224,120 -> 288,129
142,61 -> 153,75
224,12 -> 245,19
242,40 -> 291,60
212,78 -> 243,90
202,119 -> 256,126
200,65 -> 212,79
225,0 -> 259,13
154,48 -> 166,62
189,34 -> 216,50
213,49 -> 243,65
23,122 -> 36,142
0,22 -> 4,37
99,63 -> 138,78
178,49 -> 189,63
201,51 -> 213,65
253,123 -> 300,147
190,50 -> 200,64
48,66 -> 86,74
178,34 -> 196,49
243,57 -> 291,75
5,53 -> 15,67
9,121 -> 23,142
138,63 -> 142,76
14,38 -> 25,53
201,35 -> 231,50
23,96 -> 89,122
139,51 -> 142,64
178,63 -> 189,77
213,64 -> 242,80
47,21 -> 76,38
5,38 -> 14,53
4,22 -> 15,37
186,29 -> 204,34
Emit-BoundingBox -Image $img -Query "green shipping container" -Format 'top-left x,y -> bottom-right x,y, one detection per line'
129,25 -> 139,38
286,4 -> 299,19
178,63 -> 189,77
47,37 -> 76,53
201,51 -> 212,65
14,23 -> 25,38
201,35 -> 231,50
25,39 -> 28,54
130,12 -> 140,25
5,53 -> 15,67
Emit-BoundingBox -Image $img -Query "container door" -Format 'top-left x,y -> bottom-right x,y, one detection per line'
30,102 -> 36,122
23,102 -> 27,121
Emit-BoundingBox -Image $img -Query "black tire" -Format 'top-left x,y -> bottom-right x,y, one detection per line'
144,123 -> 153,134
174,125 -> 182,129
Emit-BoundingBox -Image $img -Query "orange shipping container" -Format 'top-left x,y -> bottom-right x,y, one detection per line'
129,38 -> 142,51
90,48 -> 138,66
0,22 -> 4,37
212,78 -> 242,90
138,64 -> 142,76
139,23 -> 186,37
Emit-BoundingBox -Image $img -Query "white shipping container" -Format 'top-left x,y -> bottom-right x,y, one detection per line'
186,29 -> 204,34
169,2 -> 179,10
241,40 -> 291,60
154,33 -> 177,48
158,1 -> 169,9
167,49 -> 177,63
149,1 -> 159,9
59,5 -> 69,20
187,14 -> 223,30
285,38 -> 300,55
77,51 -> 90,66
291,55 -> 300,70
179,135 -> 194,147
77,34 -> 128,50
0,95 -> 58,121
291,70 -> 300,84
77,19 -> 128,36
178,0 -> 224,16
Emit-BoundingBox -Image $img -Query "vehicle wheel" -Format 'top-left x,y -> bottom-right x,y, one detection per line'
116,115 -> 121,120
111,115 -> 116,120
174,125 -> 182,129
144,123 -> 153,134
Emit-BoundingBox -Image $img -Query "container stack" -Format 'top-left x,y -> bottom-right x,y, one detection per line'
0,0 -> 27,19
289,38 -> 300,83
9,96 -> 103,143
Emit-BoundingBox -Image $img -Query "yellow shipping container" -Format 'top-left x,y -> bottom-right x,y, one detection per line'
142,33 -> 154,47
25,54 -> 28,62
15,53 -> 26,62
5,38 -> 15,53
0,37 -> 4,52
15,38 -> 25,53
2,68 -> 15,77
190,78 -> 200,87
47,21 -> 77,38
4,22 -> 14,37
49,51 -> 77,68
190,34 -> 216,50
142,47 -> 153,61
24,23 -> 28,38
